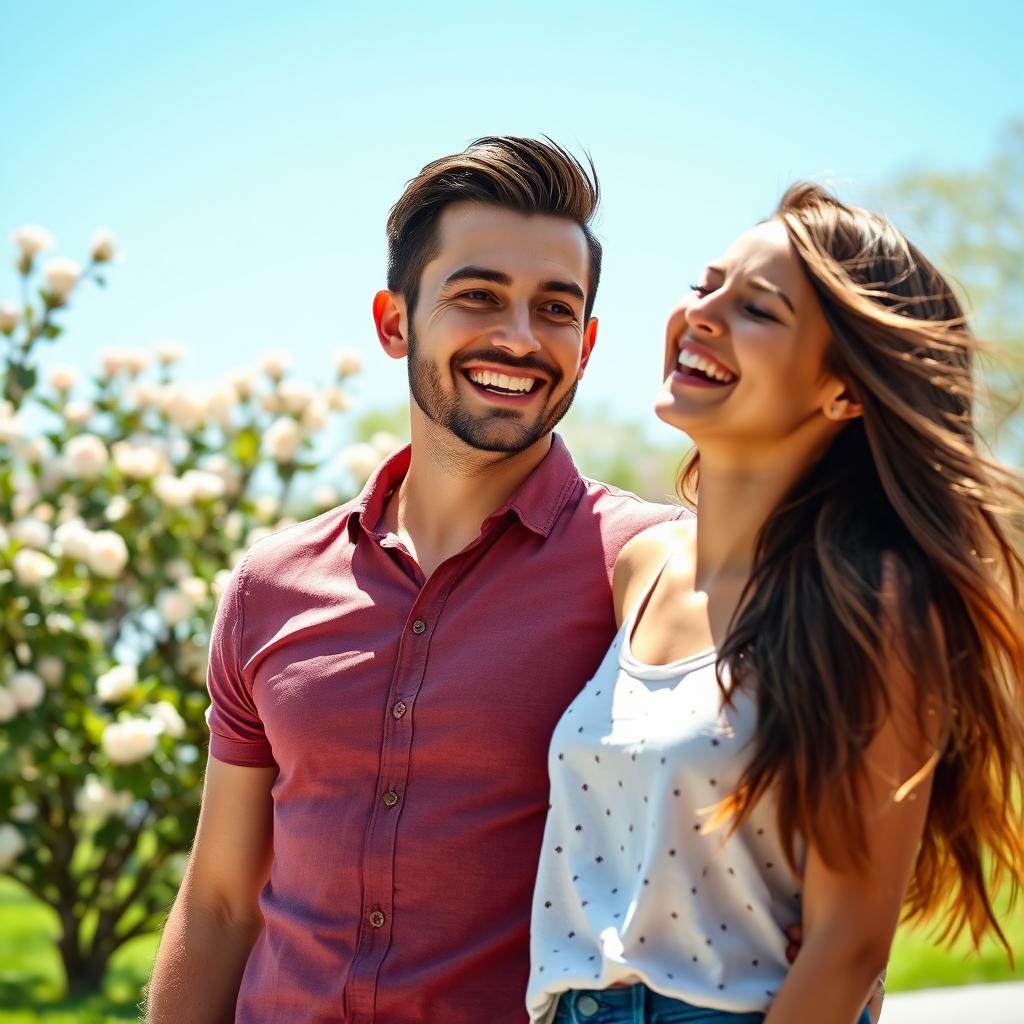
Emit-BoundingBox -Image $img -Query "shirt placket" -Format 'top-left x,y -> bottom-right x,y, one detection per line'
344,519 -> 510,1022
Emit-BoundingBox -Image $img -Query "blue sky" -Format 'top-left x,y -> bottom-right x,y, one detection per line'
4,0 -> 1022,448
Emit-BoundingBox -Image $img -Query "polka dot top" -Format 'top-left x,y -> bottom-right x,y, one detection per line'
526,569 -> 804,1023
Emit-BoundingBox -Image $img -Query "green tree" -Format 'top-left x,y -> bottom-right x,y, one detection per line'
881,118 -> 1024,459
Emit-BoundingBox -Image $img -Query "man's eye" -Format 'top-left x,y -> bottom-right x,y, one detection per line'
543,302 -> 575,317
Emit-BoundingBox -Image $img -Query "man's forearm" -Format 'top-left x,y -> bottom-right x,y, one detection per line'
144,895 -> 262,1024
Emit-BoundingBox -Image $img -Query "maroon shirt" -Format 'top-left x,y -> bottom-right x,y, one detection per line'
206,435 -> 684,1023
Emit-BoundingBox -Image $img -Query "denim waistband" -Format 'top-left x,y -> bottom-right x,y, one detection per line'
554,985 -> 766,1024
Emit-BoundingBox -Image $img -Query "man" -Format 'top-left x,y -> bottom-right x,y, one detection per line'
145,136 -> 679,1023
145,138 -> 871,1023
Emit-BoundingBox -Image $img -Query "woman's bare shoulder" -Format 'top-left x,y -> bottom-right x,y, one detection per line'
613,519 -> 696,624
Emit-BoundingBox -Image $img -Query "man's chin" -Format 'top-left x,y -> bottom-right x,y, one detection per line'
450,417 -> 546,454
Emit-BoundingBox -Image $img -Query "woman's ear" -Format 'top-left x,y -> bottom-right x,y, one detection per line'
373,290 -> 408,359
823,384 -> 863,422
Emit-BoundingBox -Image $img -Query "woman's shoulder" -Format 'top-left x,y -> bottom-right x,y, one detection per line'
612,519 -> 696,625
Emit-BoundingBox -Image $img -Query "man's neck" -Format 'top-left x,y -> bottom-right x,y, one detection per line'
380,415 -> 554,578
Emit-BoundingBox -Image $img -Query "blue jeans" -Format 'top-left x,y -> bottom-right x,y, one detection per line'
553,984 -> 873,1023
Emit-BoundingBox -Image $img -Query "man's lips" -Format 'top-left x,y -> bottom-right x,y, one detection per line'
458,361 -> 552,402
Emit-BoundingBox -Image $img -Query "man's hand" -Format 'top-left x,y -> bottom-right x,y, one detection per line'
784,924 -> 886,1024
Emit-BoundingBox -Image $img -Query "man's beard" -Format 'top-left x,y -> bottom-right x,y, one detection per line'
406,328 -> 578,453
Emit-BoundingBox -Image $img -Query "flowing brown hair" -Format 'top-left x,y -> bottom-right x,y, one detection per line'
682,182 -> 1024,950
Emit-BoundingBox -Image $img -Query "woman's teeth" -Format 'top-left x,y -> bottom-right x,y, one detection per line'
467,369 -> 536,393
676,349 -> 736,383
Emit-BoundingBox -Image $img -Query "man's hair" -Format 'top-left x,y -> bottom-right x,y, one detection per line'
386,136 -> 602,321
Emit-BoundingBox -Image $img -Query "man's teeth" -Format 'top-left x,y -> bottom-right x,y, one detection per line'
676,349 -> 735,383
467,369 -> 535,392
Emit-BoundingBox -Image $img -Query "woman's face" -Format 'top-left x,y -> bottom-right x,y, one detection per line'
655,219 -> 843,455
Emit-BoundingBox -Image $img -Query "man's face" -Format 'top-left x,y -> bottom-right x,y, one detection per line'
404,202 -> 595,454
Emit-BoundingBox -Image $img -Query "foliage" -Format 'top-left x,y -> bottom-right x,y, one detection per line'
0,227 -> 397,997
880,118 -> 1024,460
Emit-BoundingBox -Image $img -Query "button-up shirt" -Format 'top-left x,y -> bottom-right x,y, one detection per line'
205,435 -> 685,1023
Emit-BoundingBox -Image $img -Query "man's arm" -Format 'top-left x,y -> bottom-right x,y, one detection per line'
144,755 -> 277,1024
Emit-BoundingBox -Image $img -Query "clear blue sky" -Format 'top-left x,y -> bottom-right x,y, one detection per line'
4,0 -> 1022,447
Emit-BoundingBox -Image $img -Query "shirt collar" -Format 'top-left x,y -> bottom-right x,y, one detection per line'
350,434 -> 580,541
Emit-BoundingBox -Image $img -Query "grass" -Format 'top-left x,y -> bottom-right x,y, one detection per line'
0,876 -> 1021,1020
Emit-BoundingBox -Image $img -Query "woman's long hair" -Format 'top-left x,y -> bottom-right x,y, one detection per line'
682,182 -> 1024,949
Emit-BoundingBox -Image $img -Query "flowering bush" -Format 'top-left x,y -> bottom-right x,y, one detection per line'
0,224 -> 402,995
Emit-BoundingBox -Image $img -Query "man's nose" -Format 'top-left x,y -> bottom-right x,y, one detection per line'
490,307 -> 541,356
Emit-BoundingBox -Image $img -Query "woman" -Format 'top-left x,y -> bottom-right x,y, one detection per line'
526,183 -> 1024,1024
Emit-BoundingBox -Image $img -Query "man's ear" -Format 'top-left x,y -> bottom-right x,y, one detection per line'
577,317 -> 599,380
373,290 -> 409,359
823,382 -> 863,422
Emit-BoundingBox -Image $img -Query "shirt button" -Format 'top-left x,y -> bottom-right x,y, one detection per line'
392,701 -> 407,719
382,790 -> 399,807
577,995 -> 600,1017
369,910 -> 386,928
411,619 -> 426,635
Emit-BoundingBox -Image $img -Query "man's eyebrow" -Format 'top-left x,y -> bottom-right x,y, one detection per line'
541,280 -> 585,303
443,266 -> 512,288
749,276 -> 795,315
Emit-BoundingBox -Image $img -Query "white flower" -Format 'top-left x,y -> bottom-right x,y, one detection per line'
0,404 -> 25,443
183,469 -> 226,501
313,484 -> 340,510
278,379 -> 316,415
54,519 -> 94,561
0,302 -> 20,333
340,442 -> 382,482
13,548 -> 56,586
302,396 -> 329,432
212,568 -> 233,599
245,526 -> 273,547
323,385 -> 350,412
258,349 -> 292,380
157,382 -> 207,430
164,559 -> 192,582
224,512 -> 244,542
32,502 -> 54,522
201,455 -> 241,494
96,664 -> 138,703
12,225 -> 55,259
64,400 -> 94,427
155,340 -> 187,366
203,384 -> 236,430
370,431 -> 403,457
105,496 -> 130,522
90,228 -> 117,263
87,530 -> 129,578
226,366 -> 257,400
101,717 -> 162,764
10,802 -> 37,822
253,495 -> 279,521
0,688 -> 18,722
64,434 -> 108,479
42,258 -> 81,302
153,475 -> 192,508
127,380 -> 161,409
179,576 -> 208,604
9,671 -> 44,710
149,700 -> 186,739
333,347 -> 364,378
76,775 -> 133,818
157,588 -> 194,626
264,417 -> 302,463
112,440 -> 165,480
0,824 -> 27,869
121,347 -> 152,376
99,348 -> 128,377
37,657 -> 64,686
20,437 -> 54,466
10,517 -> 51,550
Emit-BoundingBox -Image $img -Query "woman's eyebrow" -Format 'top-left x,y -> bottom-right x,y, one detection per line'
749,275 -> 795,314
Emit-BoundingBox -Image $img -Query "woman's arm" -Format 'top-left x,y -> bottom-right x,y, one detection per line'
764,573 -> 943,1024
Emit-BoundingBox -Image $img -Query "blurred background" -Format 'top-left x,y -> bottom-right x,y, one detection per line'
1,1 -> 1021,1019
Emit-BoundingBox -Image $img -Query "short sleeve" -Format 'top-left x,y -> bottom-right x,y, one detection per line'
205,554 -> 277,768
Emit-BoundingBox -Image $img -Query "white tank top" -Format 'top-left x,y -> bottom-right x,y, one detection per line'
527,565 -> 804,1023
